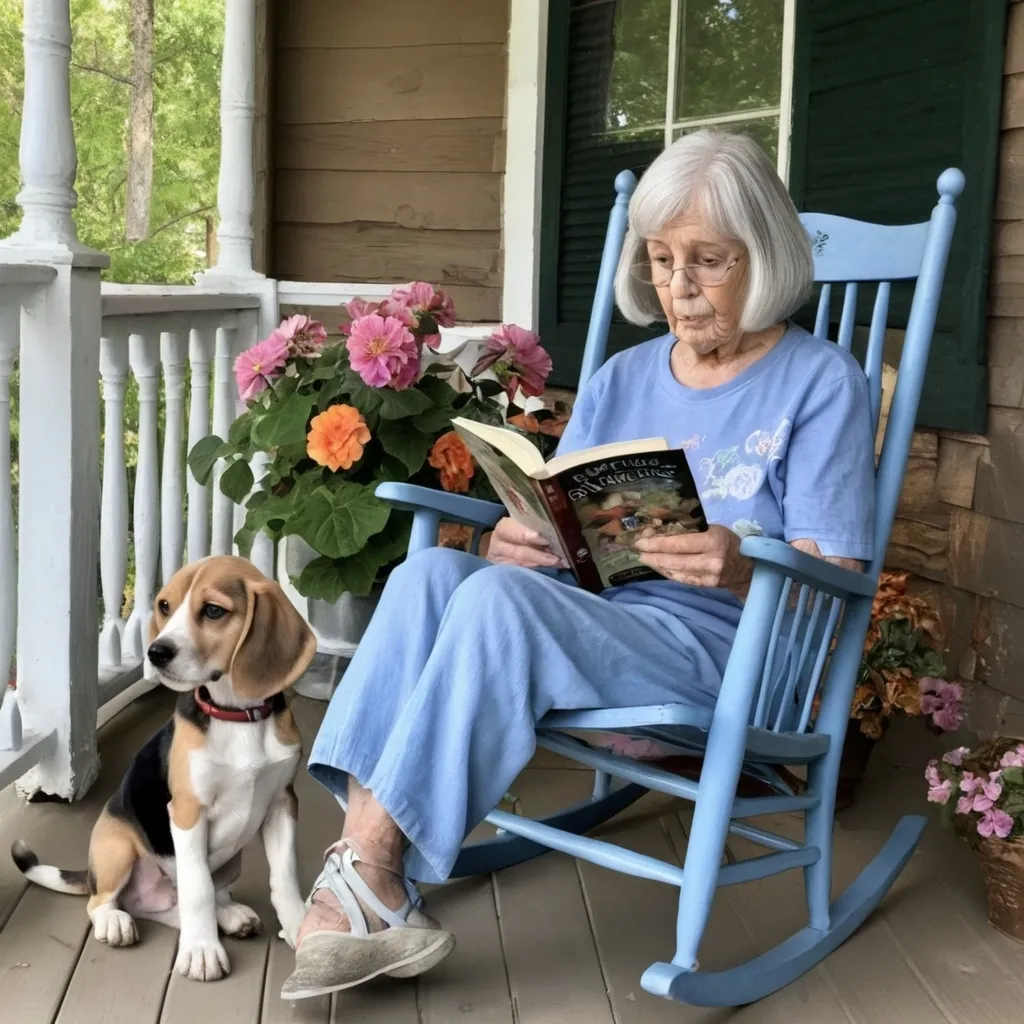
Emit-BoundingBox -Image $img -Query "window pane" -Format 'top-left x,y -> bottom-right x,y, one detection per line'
675,0 -> 784,120
605,0 -> 671,139
674,115 -> 779,162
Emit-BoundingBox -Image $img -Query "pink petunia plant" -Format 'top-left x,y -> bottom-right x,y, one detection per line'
471,324 -> 554,402
926,738 -> 1024,848
234,333 -> 289,401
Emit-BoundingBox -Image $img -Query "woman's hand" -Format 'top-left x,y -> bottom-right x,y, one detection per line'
634,524 -> 752,592
485,517 -> 567,569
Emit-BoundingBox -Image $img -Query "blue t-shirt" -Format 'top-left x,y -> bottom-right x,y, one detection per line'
555,323 -> 876,633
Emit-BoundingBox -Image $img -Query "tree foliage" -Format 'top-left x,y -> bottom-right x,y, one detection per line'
0,0 -> 222,284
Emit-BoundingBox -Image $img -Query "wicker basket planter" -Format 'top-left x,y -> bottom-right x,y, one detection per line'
977,837 -> 1024,943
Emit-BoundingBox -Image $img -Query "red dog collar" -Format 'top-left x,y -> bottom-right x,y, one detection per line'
193,686 -> 274,723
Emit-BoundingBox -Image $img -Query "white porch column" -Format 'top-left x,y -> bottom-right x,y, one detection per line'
0,0 -> 108,799
209,0 -> 258,278
501,0 -> 549,331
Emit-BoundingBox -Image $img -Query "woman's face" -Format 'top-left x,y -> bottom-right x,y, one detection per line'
646,211 -> 748,356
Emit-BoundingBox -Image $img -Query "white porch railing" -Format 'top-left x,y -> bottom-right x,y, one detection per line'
0,0 -> 500,800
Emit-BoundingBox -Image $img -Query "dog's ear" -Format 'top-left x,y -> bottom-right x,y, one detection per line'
229,578 -> 317,699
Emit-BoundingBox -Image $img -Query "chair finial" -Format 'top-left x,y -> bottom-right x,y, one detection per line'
936,168 -> 966,202
614,169 -> 637,198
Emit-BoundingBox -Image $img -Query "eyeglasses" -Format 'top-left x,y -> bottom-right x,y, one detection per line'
629,254 -> 742,288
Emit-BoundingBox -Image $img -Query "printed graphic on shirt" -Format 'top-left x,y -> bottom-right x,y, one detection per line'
698,417 -> 791,504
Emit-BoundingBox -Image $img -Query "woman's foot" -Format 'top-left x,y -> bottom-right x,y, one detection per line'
280,840 -> 455,1001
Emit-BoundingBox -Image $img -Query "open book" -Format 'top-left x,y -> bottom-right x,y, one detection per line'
452,417 -> 708,593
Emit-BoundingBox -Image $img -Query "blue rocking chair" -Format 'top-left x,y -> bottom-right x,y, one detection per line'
376,166 -> 965,1007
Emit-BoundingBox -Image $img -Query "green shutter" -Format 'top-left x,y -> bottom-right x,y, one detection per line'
788,0 -> 1008,434
539,0 -> 665,387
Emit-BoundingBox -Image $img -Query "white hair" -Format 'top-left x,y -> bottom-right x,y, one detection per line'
614,130 -> 813,331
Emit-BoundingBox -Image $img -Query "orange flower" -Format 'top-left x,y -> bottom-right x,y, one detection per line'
306,404 -> 371,472
429,432 -> 474,493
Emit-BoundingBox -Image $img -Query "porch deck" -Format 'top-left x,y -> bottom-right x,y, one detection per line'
0,692 -> 1021,1024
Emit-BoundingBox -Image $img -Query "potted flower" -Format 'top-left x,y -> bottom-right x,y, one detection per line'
187,283 -> 555,653
926,739 -> 1024,942
836,571 -> 964,805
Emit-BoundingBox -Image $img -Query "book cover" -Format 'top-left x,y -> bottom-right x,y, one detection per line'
544,450 -> 707,590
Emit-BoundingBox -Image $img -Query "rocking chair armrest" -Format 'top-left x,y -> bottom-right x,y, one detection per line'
739,536 -> 877,599
374,482 -> 506,529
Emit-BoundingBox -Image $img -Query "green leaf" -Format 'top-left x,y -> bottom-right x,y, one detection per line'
372,454 -> 413,485
219,459 -> 254,503
233,523 -> 256,559
293,552 -> 378,601
377,386 -> 432,421
377,420 -> 434,475
342,370 -> 384,417
289,483 -> 390,559
251,392 -> 318,450
188,434 -> 227,485
229,415 -> 253,447
1001,766 -> 1024,788
417,373 -> 459,405
1000,793 -> 1024,818
412,405 -> 457,433
476,378 -> 506,399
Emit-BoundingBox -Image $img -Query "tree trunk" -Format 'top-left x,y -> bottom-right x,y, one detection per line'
125,0 -> 155,243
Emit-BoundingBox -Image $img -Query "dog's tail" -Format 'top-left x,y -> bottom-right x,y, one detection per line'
10,839 -> 90,896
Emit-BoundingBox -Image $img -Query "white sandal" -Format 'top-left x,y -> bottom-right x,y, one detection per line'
280,843 -> 455,1001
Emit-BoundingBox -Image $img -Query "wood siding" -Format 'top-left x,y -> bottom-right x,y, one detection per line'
880,0 -> 1024,732
270,0 -> 509,321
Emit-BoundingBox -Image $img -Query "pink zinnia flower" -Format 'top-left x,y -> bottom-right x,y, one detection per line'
339,298 -> 381,335
471,324 -> 554,401
234,334 -> 289,401
977,808 -> 1014,840
393,281 -> 457,328
1000,745 -> 1024,769
927,780 -> 953,805
273,314 -> 327,359
943,746 -> 970,766
345,314 -> 421,391
925,760 -> 942,787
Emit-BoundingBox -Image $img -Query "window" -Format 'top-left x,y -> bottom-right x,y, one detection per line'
607,0 -> 791,173
539,0 -> 793,385
540,0 -> 1006,433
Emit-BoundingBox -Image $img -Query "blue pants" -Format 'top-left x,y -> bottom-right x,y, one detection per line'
307,548 -> 736,884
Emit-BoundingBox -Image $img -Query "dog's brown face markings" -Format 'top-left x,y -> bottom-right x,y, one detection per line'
147,555 -> 317,701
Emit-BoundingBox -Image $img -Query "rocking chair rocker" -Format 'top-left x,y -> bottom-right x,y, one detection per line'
376,165 -> 965,1008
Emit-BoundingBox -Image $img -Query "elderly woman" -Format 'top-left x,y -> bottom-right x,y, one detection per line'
281,130 -> 875,1000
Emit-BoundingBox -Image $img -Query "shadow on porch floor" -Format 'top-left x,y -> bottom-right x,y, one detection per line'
0,689 -> 1022,1023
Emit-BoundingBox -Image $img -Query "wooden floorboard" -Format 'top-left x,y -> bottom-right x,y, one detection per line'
492,770 -> 614,1024
3,692 -> 1024,1022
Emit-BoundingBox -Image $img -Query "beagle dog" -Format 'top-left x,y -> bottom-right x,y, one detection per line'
11,555 -> 318,982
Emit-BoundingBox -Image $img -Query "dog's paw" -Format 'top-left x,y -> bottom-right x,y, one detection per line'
92,905 -> 138,947
216,900 -> 262,938
175,937 -> 230,981
275,898 -> 307,950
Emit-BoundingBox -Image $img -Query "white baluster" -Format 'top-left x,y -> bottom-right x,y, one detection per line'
2,0 -> 80,250
98,334 -> 130,668
210,0 -> 257,277
187,326 -> 215,562
0,304 -> 18,742
160,330 -> 187,583
211,324 -> 237,555
124,332 -> 161,660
